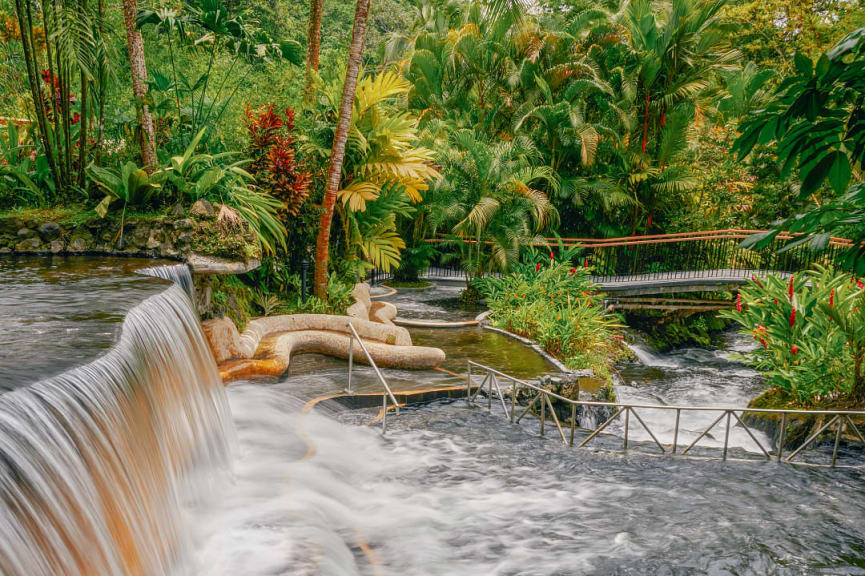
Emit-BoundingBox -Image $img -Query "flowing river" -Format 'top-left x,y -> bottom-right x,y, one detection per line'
1,266 -> 863,575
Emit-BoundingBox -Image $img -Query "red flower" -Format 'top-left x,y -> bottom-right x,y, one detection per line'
549,252 -> 554,260
773,298 -> 778,305
830,289 -> 835,307
569,268 -> 576,275
759,337 -> 767,349
751,275 -> 764,289
71,112 -> 80,125
789,307 -> 796,327
858,281 -> 864,289
536,262 -> 541,272
584,258 -> 589,268
791,345 -> 799,356
788,276 -> 795,300
736,293 -> 742,312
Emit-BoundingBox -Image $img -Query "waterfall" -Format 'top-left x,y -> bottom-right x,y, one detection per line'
140,263 -> 196,302
0,264 -> 233,576
625,342 -> 679,368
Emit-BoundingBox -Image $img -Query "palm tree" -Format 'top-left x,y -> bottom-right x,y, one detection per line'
313,0 -> 372,298
305,0 -> 323,100
432,129 -> 558,277
121,0 -> 158,169
305,69 -> 442,273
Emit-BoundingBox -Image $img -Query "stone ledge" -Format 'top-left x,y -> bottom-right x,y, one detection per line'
187,254 -> 261,275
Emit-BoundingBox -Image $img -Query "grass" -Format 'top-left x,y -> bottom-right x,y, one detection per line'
383,279 -> 432,289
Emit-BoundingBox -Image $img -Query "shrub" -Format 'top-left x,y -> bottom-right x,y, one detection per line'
243,103 -> 311,220
722,266 -> 865,406
473,256 -> 625,376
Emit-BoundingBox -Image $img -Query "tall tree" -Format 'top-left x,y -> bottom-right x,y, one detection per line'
121,0 -> 157,170
313,0 -> 372,298
304,0 -> 323,100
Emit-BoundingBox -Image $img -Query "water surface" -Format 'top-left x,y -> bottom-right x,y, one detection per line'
0,255 -> 174,390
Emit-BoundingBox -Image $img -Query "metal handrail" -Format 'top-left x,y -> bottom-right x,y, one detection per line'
465,360 -> 865,467
346,322 -> 400,433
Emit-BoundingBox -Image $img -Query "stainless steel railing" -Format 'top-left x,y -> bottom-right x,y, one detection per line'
346,322 -> 400,433
466,360 -> 865,468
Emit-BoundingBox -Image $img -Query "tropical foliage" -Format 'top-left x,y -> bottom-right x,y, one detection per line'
474,249 -> 626,377
734,29 -> 865,274
723,267 -> 865,405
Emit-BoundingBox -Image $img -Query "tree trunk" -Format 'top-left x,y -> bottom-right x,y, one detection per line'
313,0 -> 371,299
304,0 -> 324,101
121,0 -> 158,170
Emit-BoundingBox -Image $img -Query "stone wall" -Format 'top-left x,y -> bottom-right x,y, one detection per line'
0,201 -> 259,261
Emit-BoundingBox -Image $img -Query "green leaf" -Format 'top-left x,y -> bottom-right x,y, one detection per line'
793,53 -> 813,77
95,195 -> 111,218
828,152 -> 851,194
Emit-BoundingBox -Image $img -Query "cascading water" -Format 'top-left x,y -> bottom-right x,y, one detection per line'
139,263 -> 196,302
0,262 -> 233,576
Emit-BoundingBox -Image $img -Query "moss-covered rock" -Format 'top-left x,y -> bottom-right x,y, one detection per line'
625,310 -> 731,351
743,388 -> 865,452
0,208 -> 259,262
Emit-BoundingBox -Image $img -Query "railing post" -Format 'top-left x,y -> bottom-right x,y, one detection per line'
623,407 -> 630,450
832,416 -> 845,468
488,372 -> 493,410
510,379 -> 517,424
540,392 -> 546,436
466,361 -> 472,405
777,412 -> 787,461
346,335 -> 354,394
672,408 -> 681,453
382,394 -> 387,434
722,411 -> 731,461
570,404 -> 576,446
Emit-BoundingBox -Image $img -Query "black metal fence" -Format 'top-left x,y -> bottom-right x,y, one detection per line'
580,231 -> 849,283
370,230 -> 851,286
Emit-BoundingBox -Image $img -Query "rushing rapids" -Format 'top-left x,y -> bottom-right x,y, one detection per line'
0,260 -> 233,576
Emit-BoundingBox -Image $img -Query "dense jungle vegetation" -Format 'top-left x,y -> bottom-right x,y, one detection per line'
1,0 -> 865,405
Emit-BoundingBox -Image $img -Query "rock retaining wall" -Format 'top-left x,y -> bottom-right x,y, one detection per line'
0,201 -> 259,261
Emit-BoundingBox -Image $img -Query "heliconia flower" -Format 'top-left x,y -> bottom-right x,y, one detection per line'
858,281 -> 864,289
789,307 -> 796,327
773,298 -> 778,305
751,275 -> 764,289
791,345 -> 798,355
536,262 -> 541,272
584,258 -> 589,268
759,337 -> 767,349
830,289 -> 835,307
736,293 -> 742,312
569,268 -> 577,275
549,252 -> 554,260
788,276 -> 795,300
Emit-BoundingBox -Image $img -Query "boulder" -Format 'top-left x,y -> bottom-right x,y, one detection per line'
146,227 -> 163,250
16,228 -> 35,239
49,240 -> 64,253
38,222 -> 61,241
0,217 -> 24,234
169,204 -> 186,218
67,237 -> 89,252
173,218 -> 195,231
190,199 -> 216,218
201,317 -> 243,364
15,237 -> 41,251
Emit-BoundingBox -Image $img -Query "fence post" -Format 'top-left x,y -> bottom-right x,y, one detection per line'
466,361 -> 472,405
623,407 -> 630,450
346,335 -> 354,393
